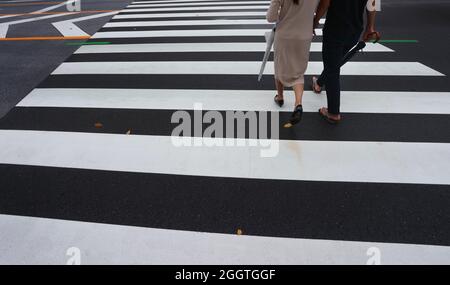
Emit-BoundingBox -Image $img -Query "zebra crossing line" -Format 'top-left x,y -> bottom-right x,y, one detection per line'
121,5 -> 270,12
91,29 -> 324,38
132,0 -> 271,4
0,0 -> 449,264
17,89 -> 450,114
112,11 -> 270,19
2,214 -> 450,265
74,42 -> 394,52
102,18 -> 326,28
0,129 -> 448,185
129,1 -> 270,8
104,19 -> 274,26
51,61 -> 442,76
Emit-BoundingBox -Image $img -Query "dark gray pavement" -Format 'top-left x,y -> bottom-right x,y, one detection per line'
0,0 -> 132,118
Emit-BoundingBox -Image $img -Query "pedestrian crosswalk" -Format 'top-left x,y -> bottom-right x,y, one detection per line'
0,0 -> 449,264
51,61 -> 442,76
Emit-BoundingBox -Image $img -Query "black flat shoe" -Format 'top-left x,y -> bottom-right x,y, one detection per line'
283,105 -> 303,128
274,94 -> 284,107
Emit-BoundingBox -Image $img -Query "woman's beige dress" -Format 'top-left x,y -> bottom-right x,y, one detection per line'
267,0 -> 319,87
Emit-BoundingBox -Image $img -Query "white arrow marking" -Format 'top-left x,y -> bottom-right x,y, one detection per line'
52,11 -> 118,37
0,14 -> 71,38
0,0 -> 77,37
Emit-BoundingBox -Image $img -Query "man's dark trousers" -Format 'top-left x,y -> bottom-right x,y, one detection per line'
316,32 -> 360,115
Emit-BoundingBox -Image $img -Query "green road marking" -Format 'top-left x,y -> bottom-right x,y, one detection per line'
66,41 -> 111,46
372,40 -> 419,43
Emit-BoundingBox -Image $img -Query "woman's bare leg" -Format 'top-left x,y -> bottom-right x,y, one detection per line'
292,83 -> 304,107
275,79 -> 284,100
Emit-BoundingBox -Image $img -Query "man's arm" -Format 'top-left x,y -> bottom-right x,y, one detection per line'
314,0 -> 330,29
367,10 -> 376,32
363,9 -> 381,42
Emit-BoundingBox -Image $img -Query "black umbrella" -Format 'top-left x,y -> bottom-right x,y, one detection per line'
341,31 -> 381,66
341,41 -> 367,67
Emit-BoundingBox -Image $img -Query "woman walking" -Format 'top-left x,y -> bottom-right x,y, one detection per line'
267,0 -> 319,127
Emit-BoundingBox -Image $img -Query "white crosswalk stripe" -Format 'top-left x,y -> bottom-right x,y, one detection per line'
52,61 -> 443,76
19,89 -> 450,114
103,18 -> 325,28
2,214 -> 450,265
132,0 -> 270,4
128,0 -> 270,8
0,129 -> 449,185
113,11 -> 268,19
92,29 -> 323,38
104,19 -> 279,27
75,42 -> 394,53
1,0 -> 449,265
128,1 -> 271,8
121,6 -> 270,12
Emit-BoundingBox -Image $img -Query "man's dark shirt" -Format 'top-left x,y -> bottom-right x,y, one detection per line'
323,0 -> 369,38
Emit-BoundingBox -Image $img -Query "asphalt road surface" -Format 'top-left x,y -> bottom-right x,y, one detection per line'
0,0 -> 132,118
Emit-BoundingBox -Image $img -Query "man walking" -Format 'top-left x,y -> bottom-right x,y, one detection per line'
312,0 -> 380,124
